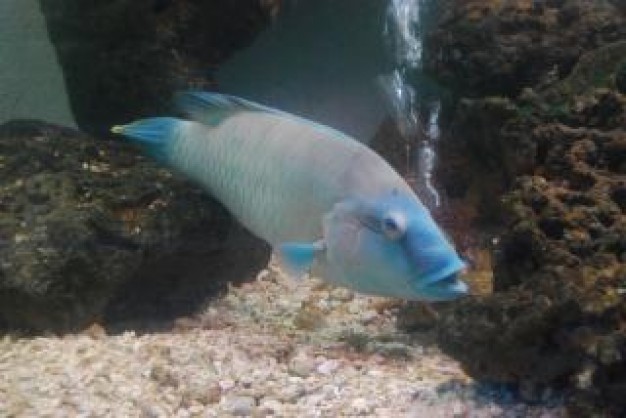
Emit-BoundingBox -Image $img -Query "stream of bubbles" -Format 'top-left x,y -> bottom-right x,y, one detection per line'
379,0 -> 441,209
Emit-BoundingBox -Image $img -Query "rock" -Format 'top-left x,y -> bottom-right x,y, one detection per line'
0,120 -> 269,333
293,305 -> 326,331
288,353 -> 316,378
543,41 -> 626,104
82,322 -> 107,340
359,309 -> 379,325
38,0 -> 279,136
425,0 -> 626,98
275,380 -> 305,403
219,379 -> 236,393
349,397 -> 373,415
223,395 -> 256,416
316,358 -> 341,375
396,302 -> 440,332
329,287 -> 354,302
369,341 -> 412,360
438,114 -> 626,417
423,1 -> 626,415
258,398 -> 284,415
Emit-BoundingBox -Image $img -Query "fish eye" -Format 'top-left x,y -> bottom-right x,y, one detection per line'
381,212 -> 406,240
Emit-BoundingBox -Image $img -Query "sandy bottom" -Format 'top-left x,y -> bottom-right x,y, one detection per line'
1,264 -> 566,417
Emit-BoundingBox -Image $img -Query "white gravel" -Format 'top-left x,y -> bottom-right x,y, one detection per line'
0,262 -> 566,417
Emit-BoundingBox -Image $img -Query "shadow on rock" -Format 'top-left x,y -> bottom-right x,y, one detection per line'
0,120 -> 269,335
103,224 -> 269,334
39,0 -> 278,136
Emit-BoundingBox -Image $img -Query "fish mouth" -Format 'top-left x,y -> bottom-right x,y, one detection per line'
424,274 -> 468,299
414,271 -> 469,302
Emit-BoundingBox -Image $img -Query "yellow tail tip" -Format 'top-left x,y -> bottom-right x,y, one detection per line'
110,125 -> 125,134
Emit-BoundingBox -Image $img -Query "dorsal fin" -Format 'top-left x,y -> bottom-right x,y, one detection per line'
174,91 -> 355,142
175,91 -> 289,126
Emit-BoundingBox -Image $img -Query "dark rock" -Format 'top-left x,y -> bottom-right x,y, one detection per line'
38,0 -> 279,136
422,1 -> 626,415
0,120 -> 269,333
543,41 -> 626,99
616,62 -> 626,95
396,302 -> 440,332
438,99 -> 626,417
425,0 -> 626,98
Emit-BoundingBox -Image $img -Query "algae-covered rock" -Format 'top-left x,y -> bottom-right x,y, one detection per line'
544,41 -> 626,99
439,122 -> 625,371
422,0 -> 626,415
425,0 -> 626,98
0,120 -> 269,333
437,114 -> 625,416
38,0 -> 278,135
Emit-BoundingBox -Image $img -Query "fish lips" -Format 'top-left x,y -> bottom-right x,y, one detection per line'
416,273 -> 469,301
411,256 -> 469,301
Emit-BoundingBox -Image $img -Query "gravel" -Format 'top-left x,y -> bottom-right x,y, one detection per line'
0,261 -> 567,417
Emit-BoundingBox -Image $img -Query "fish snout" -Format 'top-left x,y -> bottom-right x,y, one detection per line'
408,243 -> 469,301
417,272 -> 469,301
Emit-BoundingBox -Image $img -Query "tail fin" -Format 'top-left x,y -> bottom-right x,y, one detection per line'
111,117 -> 181,162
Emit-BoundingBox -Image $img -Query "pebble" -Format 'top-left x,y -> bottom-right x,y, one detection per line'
347,302 -> 362,315
308,277 -> 328,290
258,398 -> 284,415
321,384 -> 341,400
82,323 -> 107,340
186,403 -> 206,415
330,287 -> 354,302
371,341 -> 412,359
219,379 -> 236,392
316,359 -> 340,375
276,383 -> 306,403
288,354 -> 316,377
359,309 -> 379,324
223,395 -> 256,416
255,269 -> 270,282
451,400 -> 466,415
349,397 -> 373,415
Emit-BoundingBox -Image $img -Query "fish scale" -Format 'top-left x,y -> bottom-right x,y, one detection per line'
170,112 -> 370,245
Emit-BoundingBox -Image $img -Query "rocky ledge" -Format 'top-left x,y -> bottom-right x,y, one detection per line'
0,121 -> 268,333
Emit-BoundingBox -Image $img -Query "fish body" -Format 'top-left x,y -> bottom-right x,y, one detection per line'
113,92 -> 468,301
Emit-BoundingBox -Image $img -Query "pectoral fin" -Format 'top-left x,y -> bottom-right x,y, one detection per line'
276,241 -> 325,279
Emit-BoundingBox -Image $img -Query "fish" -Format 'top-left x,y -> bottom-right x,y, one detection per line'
111,92 -> 468,301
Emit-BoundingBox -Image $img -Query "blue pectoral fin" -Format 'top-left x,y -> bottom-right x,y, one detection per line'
276,241 -> 324,279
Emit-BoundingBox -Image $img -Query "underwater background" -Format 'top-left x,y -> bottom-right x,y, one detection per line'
1,0 -> 625,416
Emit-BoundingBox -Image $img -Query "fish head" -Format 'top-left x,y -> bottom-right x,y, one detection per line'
322,190 -> 468,301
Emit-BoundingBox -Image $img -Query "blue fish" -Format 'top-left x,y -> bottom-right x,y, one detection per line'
112,92 -> 468,301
